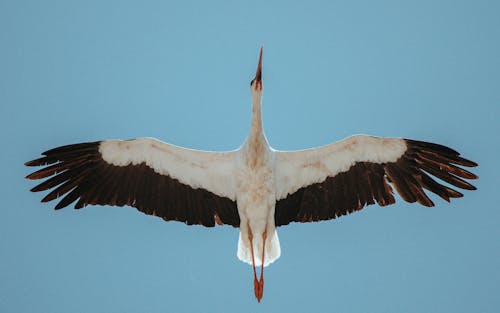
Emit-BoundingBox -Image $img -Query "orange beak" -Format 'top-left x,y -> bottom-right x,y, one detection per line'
254,47 -> 263,89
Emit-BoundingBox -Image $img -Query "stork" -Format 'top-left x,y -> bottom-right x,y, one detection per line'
25,47 -> 478,302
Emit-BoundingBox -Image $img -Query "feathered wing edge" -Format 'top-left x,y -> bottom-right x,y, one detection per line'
25,140 -> 240,227
274,138 -> 478,226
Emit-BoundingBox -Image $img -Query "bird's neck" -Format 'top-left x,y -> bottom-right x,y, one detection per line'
244,94 -> 268,161
250,96 -> 264,140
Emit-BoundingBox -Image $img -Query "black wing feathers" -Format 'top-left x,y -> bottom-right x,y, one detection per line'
26,142 -> 240,227
275,139 -> 477,226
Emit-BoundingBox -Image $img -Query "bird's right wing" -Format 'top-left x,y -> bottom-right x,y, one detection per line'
274,135 -> 478,226
25,138 -> 240,227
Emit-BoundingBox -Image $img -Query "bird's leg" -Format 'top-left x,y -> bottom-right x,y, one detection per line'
252,230 -> 267,302
248,225 -> 260,301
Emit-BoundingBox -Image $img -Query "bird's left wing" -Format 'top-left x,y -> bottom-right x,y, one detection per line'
26,138 -> 240,227
274,135 -> 477,226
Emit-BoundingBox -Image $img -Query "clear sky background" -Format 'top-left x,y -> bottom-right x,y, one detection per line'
1,1 -> 499,312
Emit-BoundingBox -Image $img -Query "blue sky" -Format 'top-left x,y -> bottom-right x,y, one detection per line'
1,0 -> 499,312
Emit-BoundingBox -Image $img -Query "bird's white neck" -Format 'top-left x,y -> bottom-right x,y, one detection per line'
243,92 -> 268,163
250,94 -> 264,139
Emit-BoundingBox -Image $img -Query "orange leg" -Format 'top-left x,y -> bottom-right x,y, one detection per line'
248,226 -> 260,301
255,230 -> 267,302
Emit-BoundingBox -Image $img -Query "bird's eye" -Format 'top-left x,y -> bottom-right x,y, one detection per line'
250,79 -> 254,86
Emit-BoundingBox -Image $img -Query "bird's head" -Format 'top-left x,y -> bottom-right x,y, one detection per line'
250,47 -> 263,95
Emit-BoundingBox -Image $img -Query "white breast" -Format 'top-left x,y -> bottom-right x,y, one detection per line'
236,145 -> 275,229
235,142 -> 281,267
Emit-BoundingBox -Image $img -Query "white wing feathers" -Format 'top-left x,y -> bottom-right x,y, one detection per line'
99,138 -> 237,200
274,135 -> 407,200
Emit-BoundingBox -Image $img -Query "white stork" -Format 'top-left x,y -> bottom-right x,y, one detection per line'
25,47 -> 478,302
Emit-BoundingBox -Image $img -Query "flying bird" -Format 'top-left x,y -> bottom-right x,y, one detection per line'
25,47 -> 478,302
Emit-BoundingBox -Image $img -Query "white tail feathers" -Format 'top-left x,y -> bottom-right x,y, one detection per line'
237,230 -> 281,267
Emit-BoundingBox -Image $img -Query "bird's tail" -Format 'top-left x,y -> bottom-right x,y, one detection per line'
237,230 -> 281,267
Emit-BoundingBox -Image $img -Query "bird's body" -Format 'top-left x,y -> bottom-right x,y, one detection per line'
236,80 -> 280,271
25,48 -> 478,302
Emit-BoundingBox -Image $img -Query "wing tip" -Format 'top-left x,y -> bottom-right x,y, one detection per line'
25,160 -> 38,167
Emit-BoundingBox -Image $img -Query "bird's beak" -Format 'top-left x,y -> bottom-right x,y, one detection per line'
254,47 -> 263,89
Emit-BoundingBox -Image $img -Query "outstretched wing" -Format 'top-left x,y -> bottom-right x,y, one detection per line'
25,138 -> 240,227
274,135 -> 478,226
